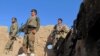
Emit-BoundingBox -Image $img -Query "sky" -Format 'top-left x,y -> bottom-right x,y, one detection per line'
0,0 -> 82,29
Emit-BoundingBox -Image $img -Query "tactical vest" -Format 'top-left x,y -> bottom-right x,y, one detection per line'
27,17 -> 39,28
55,24 -> 64,32
10,22 -> 18,33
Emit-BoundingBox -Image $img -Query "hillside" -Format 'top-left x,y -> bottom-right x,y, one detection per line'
0,25 -> 69,56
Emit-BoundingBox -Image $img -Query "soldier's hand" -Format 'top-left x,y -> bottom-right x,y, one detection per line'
60,26 -> 66,32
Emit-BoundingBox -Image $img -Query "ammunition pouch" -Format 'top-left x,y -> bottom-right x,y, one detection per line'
27,25 -> 37,29
56,31 -> 64,35
19,24 -> 37,34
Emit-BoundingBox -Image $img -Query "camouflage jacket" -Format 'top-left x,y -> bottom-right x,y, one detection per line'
10,22 -> 18,37
54,24 -> 69,33
51,24 -> 69,39
26,16 -> 40,32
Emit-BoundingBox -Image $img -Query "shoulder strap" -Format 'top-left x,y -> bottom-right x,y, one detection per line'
36,17 -> 39,22
54,24 -> 57,29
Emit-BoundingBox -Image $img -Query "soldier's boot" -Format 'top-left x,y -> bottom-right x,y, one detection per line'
18,46 -> 28,56
18,53 -> 27,56
5,48 -> 13,55
5,45 -> 11,54
9,45 -> 13,51
30,53 -> 35,56
5,49 -> 10,55
18,46 -> 27,56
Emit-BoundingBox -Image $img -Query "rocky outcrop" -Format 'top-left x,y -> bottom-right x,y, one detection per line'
57,0 -> 100,56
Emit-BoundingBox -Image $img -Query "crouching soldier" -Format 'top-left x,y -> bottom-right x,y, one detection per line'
51,18 -> 69,52
5,17 -> 18,53
19,9 -> 40,56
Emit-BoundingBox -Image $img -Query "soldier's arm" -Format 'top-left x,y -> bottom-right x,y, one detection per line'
19,19 -> 30,32
36,17 -> 40,32
13,23 -> 18,35
62,25 -> 69,33
25,18 -> 30,26
9,25 -> 12,35
53,24 -> 58,32
54,24 -> 58,29
49,25 -> 57,40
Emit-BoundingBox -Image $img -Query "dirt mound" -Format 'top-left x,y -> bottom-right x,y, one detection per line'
0,25 -> 56,56
0,26 -> 23,56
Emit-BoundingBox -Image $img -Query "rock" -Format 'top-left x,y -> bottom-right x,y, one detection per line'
57,0 -> 100,56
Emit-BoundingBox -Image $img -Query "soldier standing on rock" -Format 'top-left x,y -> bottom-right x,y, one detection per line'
19,9 -> 40,56
5,17 -> 18,53
50,18 -> 69,53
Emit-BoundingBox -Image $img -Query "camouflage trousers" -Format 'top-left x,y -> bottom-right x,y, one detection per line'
53,34 -> 65,47
53,34 -> 64,52
5,36 -> 16,51
23,32 -> 35,53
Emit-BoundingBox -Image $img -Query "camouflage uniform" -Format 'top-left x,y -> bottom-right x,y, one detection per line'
52,24 -> 69,51
23,16 -> 40,53
5,20 -> 18,51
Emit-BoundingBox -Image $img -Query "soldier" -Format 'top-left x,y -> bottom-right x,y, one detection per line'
51,18 -> 69,53
19,9 -> 40,56
5,17 -> 18,53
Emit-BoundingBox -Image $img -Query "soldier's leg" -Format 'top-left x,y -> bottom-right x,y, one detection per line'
53,34 -> 59,49
6,32 -> 17,51
29,32 -> 35,53
9,40 -> 14,51
57,37 -> 64,48
53,38 -> 57,47
53,38 -> 58,51
23,34 -> 28,54
10,36 -> 17,51
5,37 -> 14,51
53,35 -> 63,51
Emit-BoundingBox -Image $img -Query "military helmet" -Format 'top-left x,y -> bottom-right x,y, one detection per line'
12,17 -> 17,22
58,18 -> 63,22
31,9 -> 37,15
